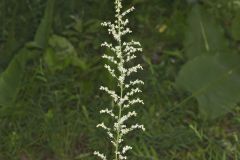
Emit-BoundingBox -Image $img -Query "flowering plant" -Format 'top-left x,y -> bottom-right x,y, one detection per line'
94,0 -> 145,159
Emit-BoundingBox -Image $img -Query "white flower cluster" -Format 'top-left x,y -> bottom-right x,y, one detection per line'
95,0 -> 144,160
94,151 -> 107,160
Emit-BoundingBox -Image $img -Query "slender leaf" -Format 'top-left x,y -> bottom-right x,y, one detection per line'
34,0 -> 55,49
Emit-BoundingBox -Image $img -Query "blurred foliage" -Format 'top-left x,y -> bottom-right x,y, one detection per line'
176,5 -> 240,119
183,5 -> 229,59
1,0 -> 240,159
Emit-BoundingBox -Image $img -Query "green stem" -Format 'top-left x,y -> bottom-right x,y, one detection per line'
115,1 -> 123,159
115,84 -> 123,160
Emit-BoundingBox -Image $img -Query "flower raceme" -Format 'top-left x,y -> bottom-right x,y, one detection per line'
94,0 -> 145,160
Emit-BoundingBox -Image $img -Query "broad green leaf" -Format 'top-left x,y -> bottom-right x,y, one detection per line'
176,54 -> 240,119
44,35 -> 87,72
184,5 -> 228,59
0,48 -> 31,107
34,0 -> 55,49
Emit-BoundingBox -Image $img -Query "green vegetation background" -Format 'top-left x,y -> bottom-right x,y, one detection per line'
1,0 -> 240,159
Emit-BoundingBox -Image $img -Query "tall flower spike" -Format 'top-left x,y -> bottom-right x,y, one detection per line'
95,0 -> 144,159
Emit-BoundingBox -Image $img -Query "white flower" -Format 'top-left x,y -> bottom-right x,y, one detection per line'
121,124 -> 145,135
121,28 -> 132,36
122,7 -> 135,16
96,122 -> 110,131
122,146 -> 132,154
107,131 -> 114,138
95,0 -> 145,159
94,151 -> 107,160
126,64 -> 143,76
119,111 -> 137,124
100,86 -> 119,102
102,54 -> 118,64
119,155 -> 127,160
121,19 -> 129,26
126,88 -> 142,96
100,108 -> 115,117
104,64 -> 116,78
128,98 -> 144,106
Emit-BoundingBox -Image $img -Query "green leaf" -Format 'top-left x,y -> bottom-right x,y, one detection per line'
34,0 -> 55,49
176,53 -> 240,119
184,5 -> 228,59
0,48 -> 31,107
44,35 -> 87,72
0,0 -> 55,109
0,0 -> 55,108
